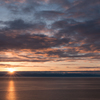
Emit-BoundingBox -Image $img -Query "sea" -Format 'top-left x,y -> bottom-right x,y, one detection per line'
0,77 -> 100,100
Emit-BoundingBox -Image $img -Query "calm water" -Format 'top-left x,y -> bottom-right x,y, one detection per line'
0,77 -> 100,100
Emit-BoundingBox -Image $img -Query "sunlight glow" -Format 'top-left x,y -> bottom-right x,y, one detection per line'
7,80 -> 16,100
8,68 -> 15,73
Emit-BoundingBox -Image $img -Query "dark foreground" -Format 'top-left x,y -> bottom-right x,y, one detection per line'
0,77 -> 100,100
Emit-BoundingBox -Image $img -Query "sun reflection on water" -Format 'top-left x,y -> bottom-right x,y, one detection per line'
7,80 -> 16,100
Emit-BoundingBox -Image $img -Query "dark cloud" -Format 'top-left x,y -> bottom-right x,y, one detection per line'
35,11 -> 64,20
6,19 -> 46,30
78,67 -> 100,69
0,34 -> 70,50
0,64 -> 21,68
0,64 -> 47,67
22,5 -> 35,13
66,0 -> 100,19
0,57 -> 51,62
8,19 -> 33,30
6,0 -> 38,14
54,18 -> 100,52
52,19 -> 77,29
46,49 -> 100,58
49,0 -> 71,7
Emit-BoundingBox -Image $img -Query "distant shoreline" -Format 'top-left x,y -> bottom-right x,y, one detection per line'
0,71 -> 100,77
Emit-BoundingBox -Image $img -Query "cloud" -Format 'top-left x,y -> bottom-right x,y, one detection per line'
52,19 -> 77,29
66,0 -> 100,19
54,18 -> 100,52
6,19 -> 46,30
35,11 -> 64,20
46,49 -> 100,58
0,64 -> 48,68
0,33 -> 70,50
0,0 -> 100,70
49,0 -> 71,8
78,67 -> 100,69
0,57 -> 51,62
0,64 -> 21,68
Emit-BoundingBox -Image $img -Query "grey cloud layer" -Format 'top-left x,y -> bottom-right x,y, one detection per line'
0,33 -> 70,50
0,0 -> 100,64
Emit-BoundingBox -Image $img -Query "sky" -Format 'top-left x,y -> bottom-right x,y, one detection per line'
0,0 -> 100,71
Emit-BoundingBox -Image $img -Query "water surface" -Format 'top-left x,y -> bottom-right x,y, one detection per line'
0,77 -> 100,100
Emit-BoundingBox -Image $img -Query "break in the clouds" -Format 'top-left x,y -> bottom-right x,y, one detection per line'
0,0 -> 100,71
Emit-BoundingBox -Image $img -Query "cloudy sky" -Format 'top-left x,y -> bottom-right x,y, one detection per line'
0,0 -> 100,71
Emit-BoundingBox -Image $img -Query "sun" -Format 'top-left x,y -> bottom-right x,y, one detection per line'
8,68 -> 15,73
